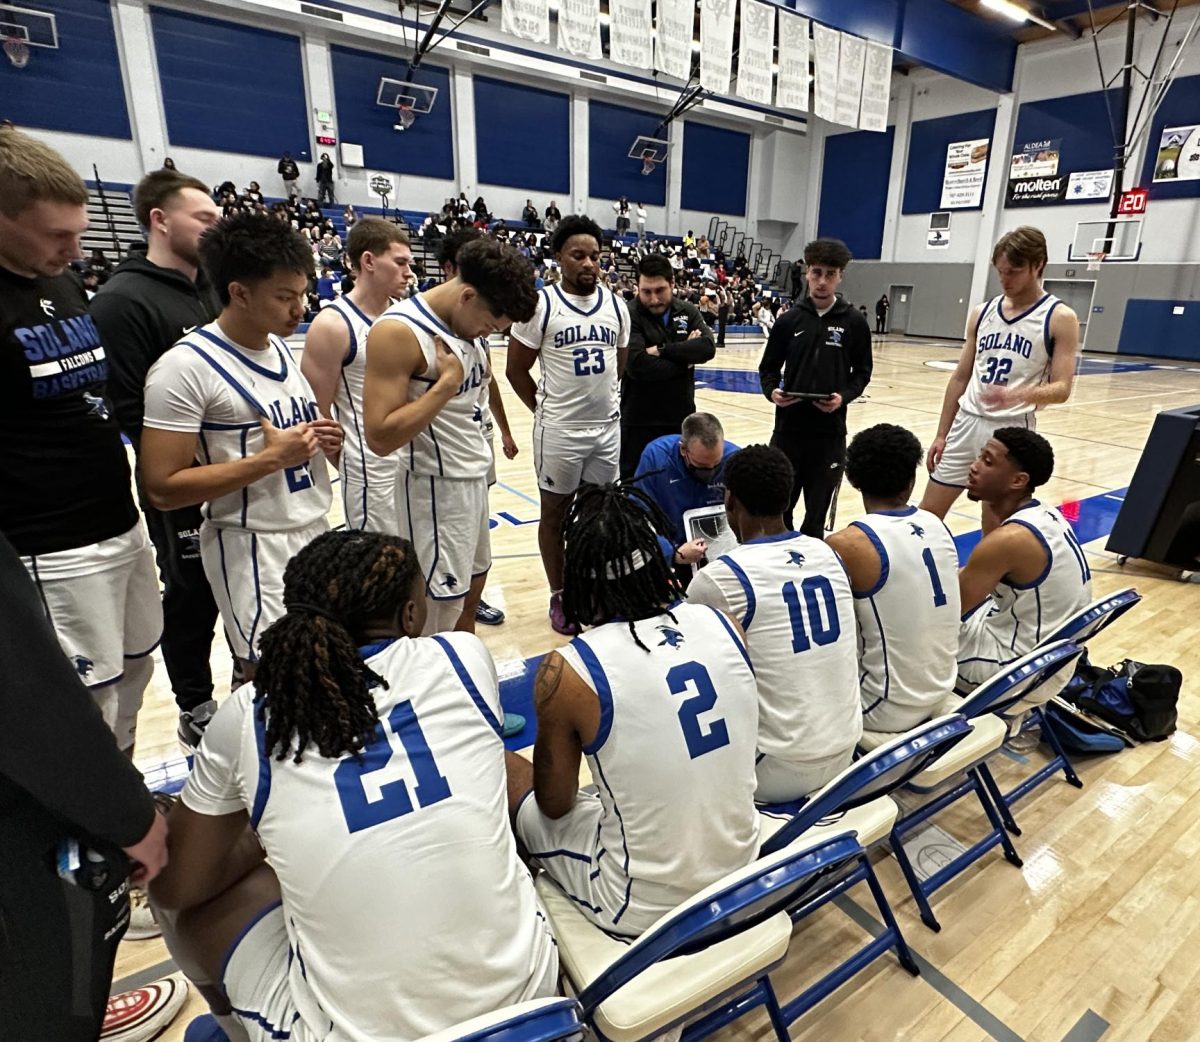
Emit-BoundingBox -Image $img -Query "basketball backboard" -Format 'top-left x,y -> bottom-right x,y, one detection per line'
1068,217 -> 1143,262
0,3 -> 57,46
376,78 -> 439,114
628,135 -> 670,163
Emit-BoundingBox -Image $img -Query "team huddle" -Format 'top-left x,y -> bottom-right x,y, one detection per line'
1,126 -> 1092,1042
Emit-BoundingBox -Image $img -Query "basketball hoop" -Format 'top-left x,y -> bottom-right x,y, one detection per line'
4,35 -> 30,69
640,149 -> 658,176
1086,251 -> 1106,271
393,103 -> 415,131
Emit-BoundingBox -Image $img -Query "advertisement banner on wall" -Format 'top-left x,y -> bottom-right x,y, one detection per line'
940,138 -> 990,209
1152,125 -> 1200,181
927,228 -> 950,249
1006,168 -> 1113,206
1009,138 -> 1061,179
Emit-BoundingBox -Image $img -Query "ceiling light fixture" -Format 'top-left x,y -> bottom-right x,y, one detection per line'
979,0 -> 1058,31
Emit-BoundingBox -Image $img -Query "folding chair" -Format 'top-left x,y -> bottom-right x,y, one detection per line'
881,640 -> 1084,931
536,833 -> 863,1042
419,999 -> 585,1042
755,715 -> 972,1021
1044,587 -> 1141,645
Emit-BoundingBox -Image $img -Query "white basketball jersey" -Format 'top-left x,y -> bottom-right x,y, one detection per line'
323,295 -> 399,501
960,293 -> 1061,420
143,323 -> 331,532
181,632 -> 556,1042
510,284 -> 629,429
557,602 -> 759,936
688,533 -> 862,763
850,508 -> 961,721
376,294 -> 490,478
975,500 -> 1093,657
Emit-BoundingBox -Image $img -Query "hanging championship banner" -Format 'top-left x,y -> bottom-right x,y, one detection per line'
859,40 -> 891,132
655,0 -> 694,80
557,0 -> 601,58
700,0 -> 736,95
736,0 -> 775,105
811,21 -> 840,123
502,0 -> 549,44
834,32 -> 866,127
775,13 -> 810,113
608,0 -> 653,71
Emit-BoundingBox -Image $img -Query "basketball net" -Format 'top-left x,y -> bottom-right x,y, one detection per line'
4,35 -> 30,69
394,104 -> 415,131
1087,251 -> 1106,271
641,159 -> 657,176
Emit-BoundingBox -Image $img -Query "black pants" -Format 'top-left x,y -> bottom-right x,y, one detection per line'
717,306 -> 729,346
142,501 -> 220,712
770,429 -> 846,538
0,823 -> 130,1041
620,423 -> 679,480
875,313 -> 887,333
318,182 -> 336,206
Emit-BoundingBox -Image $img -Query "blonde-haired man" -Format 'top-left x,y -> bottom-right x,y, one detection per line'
0,126 -> 162,753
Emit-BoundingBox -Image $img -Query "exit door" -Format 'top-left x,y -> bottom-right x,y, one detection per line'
888,285 -> 913,335
1044,280 -> 1096,349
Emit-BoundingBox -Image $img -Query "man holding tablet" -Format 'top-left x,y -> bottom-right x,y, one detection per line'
758,238 -> 873,537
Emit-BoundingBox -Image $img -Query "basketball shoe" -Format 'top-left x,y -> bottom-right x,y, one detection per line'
100,974 -> 188,1041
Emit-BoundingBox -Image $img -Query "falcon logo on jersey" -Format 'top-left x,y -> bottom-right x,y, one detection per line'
908,522 -> 925,539
40,298 -> 56,317
657,625 -> 685,648
787,550 -> 806,567
443,573 -> 459,591
72,655 -> 94,678
83,392 -> 110,420
826,327 -> 844,347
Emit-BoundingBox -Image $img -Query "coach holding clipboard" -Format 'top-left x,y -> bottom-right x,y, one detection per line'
758,238 -> 873,537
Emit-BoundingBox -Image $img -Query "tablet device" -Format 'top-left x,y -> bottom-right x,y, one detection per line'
779,391 -> 834,401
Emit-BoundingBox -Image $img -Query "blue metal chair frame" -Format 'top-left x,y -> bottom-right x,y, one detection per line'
999,589 -> 1141,816
756,715 -> 974,1024
445,1000 -> 585,1042
573,834 -> 864,1042
890,641 -> 1083,932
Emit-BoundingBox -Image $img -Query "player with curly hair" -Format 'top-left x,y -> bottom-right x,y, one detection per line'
827,424 -> 961,731
141,210 -> 343,678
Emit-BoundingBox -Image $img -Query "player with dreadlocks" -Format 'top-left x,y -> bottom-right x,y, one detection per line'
507,481 -> 761,938
149,530 -> 557,1042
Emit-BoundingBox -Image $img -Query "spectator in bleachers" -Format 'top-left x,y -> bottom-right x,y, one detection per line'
318,232 -> 342,268
88,247 -> 114,283
521,198 -> 540,228
316,266 -> 338,307
636,202 -> 647,241
684,228 -> 695,246
472,195 -> 490,222
316,152 -> 335,206
343,203 -> 357,228
162,157 -> 177,170
277,151 -> 300,198
242,181 -> 263,206
697,234 -> 711,258
614,196 -> 631,235
544,200 -> 561,234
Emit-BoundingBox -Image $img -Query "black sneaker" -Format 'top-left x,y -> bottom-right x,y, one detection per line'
475,600 -> 505,626
178,699 -> 218,751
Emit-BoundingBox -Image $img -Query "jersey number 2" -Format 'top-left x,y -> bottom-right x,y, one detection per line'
572,347 -> 606,376
334,701 -> 451,833
667,661 -> 730,760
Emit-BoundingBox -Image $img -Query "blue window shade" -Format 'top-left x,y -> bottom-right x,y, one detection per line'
902,109 -> 997,215
1005,89 -> 1120,209
588,100 -> 666,206
681,122 -> 749,217
152,8 -> 309,160
474,77 -> 569,193
2,0 -> 129,139
818,127 -> 894,260
331,47 -> 453,181
1141,73 -> 1200,201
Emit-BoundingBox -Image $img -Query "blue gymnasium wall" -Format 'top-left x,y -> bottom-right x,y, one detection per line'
588,100 -> 667,206
681,122 -> 749,217
473,77 -> 570,193
151,8 -> 310,160
1141,74 -> 1200,201
1118,301 -> 1200,360
330,46 -> 454,181
1005,89 -> 1120,208
0,0 -> 129,139
901,108 -> 997,214
818,127 -> 895,259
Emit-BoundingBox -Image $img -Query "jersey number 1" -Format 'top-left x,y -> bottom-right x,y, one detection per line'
335,701 -> 451,833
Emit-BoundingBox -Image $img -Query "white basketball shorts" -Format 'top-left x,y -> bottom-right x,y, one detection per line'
396,471 -> 491,603
200,519 -> 328,662
956,597 -> 1009,690
340,452 -> 400,534
532,420 -> 620,495
931,410 -> 1036,488
22,522 -> 163,747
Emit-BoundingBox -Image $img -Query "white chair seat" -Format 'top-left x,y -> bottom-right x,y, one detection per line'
904,714 -> 1007,788
758,795 -> 899,850
418,999 -> 580,1042
535,877 -> 792,1042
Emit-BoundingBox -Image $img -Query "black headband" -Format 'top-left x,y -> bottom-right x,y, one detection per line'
288,602 -> 345,627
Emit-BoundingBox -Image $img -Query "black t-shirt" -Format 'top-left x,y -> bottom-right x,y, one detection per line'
0,266 -> 137,555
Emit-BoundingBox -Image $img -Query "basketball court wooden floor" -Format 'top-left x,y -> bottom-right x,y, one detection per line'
113,334 -> 1200,1042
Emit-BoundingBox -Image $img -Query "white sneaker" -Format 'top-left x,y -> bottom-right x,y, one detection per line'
101,974 -> 188,1041
124,886 -> 161,941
